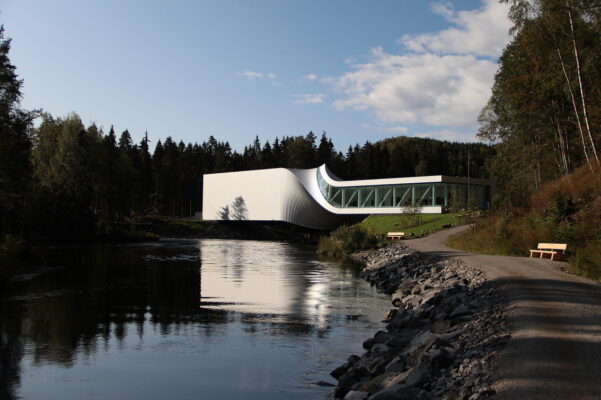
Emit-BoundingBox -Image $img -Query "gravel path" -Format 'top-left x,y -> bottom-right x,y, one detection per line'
408,226 -> 601,400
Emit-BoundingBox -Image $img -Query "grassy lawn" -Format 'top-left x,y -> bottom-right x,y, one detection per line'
358,212 -> 468,237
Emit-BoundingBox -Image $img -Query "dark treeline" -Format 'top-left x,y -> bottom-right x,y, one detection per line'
0,25 -> 493,240
481,0 -> 601,207
27,114 -> 493,235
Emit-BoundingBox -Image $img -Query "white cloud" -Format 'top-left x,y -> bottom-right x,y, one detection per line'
331,0 -> 511,135
384,126 -> 409,134
430,1 -> 456,22
305,74 -> 318,80
292,93 -> 326,104
237,70 -> 264,79
332,48 -> 497,127
400,0 -> 511,57
237,70 -> 281,86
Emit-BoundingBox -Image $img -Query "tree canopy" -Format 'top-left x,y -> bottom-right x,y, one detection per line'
481,0 -> 601,206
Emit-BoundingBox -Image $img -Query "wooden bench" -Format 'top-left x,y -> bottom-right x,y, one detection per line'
529,243 -> 567,261
387,232 -> 405,240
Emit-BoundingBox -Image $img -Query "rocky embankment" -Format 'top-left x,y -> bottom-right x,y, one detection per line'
330,243 -> 510,400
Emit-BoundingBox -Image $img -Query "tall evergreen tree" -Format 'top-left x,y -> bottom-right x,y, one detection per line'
0,26 -> 37,236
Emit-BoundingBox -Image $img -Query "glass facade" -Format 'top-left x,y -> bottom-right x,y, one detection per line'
317,169 -> 490,210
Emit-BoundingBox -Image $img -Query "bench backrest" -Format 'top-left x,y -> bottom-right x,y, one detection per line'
387,232 -> 404,236
537,243 -> 567,251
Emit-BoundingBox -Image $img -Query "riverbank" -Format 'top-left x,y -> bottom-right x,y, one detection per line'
330,243 -> 509,399
132,216 -> 320,242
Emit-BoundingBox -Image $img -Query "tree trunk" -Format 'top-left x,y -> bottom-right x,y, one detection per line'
567,1 -> 599,165
555,42 -> 593,169
550,102 -> 570,175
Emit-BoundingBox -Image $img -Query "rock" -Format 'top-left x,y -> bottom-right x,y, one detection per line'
390,308 -> 411,329
369,355 -> 393,375
343,390 -> 369,400
362,338 -> 375,350
332,243 -> 509,400
374,330 -> 392,343
405,358 -> 432,387
370,384 -> 420,400
403,330 -> 438,356
336,367 -> 369,398
315,380 -> 336,387
384,308 -> 398,321
401,294 -> 418,306
331,355 -> 361,379
449,304 -> 471,319
433,319 -> 451,332
384,356 -> 405,373
419,289 -> 439,306
331,363 -> 351,380
370,343 -> 389,354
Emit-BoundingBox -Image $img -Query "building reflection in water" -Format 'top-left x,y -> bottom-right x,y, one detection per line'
0,239 -> 387,400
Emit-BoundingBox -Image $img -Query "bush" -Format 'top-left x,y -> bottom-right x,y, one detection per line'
568,241 -> 601,281
0,235 -> 31,283
317,236 -> 344,258
318,225 -> 380,257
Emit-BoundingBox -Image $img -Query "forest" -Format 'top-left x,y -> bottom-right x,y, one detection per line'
4,0 -> 601,247
449,0 -> 601,277
0,27 -> 493,241
480,0 -> 601,207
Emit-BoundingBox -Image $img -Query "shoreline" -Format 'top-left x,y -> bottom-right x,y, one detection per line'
330,242 -> 510,399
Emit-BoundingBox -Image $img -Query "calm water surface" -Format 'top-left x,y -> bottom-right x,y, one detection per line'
0,239 -> 390,399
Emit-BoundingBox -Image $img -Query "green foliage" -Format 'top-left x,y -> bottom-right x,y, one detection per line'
1,21 -> 495,245
330,224 -> 352,241
317,236 -> 344,258
449,167 -> 601,280
95,227 -> 159,242
496,215 -> 508,239
359,213 -> 460,237
0,234 -> 35,283
342,226 -> 378,254
481,0 -> 601,206
544,191 -> 573,227
318,225 -> 379,257
132,215 -> 212,237
0,26 -> 37,237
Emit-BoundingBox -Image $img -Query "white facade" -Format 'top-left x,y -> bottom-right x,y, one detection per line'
202,165 -> 492,229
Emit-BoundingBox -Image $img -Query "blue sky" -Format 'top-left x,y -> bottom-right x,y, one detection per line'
1,0 -> 511,152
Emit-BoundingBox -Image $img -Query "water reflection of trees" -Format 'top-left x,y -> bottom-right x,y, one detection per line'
0,303 -> 24,400
0,240 -> 378,399
0,243 -> 227,399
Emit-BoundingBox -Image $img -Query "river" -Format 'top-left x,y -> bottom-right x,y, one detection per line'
0,239 -> 390,400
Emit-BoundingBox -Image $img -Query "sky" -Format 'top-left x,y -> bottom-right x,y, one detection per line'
0,0 -> 511,152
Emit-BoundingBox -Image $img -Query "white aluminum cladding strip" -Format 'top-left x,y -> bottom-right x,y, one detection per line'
280,168 -> 353,229
289,165 -> 419,215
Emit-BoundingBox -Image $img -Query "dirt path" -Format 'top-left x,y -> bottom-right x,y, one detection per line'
408,226 -> 601,399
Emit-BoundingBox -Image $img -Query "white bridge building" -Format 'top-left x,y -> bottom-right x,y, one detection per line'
202,165 -> 493,229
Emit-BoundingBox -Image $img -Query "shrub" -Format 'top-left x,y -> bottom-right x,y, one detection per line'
318,225 -> 379,257
317,236 -> 344,258
0,235 -> 30,282
342,226 -> 378,254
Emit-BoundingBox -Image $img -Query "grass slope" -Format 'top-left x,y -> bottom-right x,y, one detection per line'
318,212 -> 468,258
359,213 -> 467,237
448,167 -> 601,281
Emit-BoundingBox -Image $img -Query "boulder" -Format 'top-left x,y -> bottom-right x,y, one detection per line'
343,391 -> 369,400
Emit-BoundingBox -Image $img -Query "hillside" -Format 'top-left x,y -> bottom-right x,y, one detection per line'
449,167 -> 601,280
